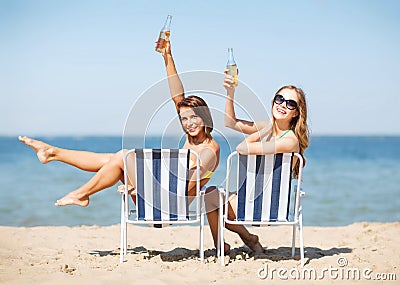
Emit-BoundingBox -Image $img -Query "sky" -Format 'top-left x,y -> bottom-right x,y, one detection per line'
1,0 -> 399,136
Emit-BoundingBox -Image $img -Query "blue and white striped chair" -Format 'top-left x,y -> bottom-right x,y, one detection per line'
218,152 -> 305,266
120,149 -> 205,263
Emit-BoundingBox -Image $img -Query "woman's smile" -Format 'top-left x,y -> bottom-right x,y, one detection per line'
276,106 -> 287,115
187,125 -> 199,133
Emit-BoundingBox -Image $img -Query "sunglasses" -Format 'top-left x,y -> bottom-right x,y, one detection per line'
274,94 -> 298,110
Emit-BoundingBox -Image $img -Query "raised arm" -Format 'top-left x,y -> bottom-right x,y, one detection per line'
161,39 -> 184,112
223,73 -> 269,134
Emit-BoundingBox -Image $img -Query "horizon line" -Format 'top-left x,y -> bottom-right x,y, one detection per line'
3,133 -> 400,138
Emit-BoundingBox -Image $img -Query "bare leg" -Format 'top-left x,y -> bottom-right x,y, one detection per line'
19,136 -> 114,172
205,187 -> 264,254
55,151 -> 126,207
206,207 -> 231,254
225,208 -> 264,254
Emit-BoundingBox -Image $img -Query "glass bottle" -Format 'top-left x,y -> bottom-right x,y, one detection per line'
226,48 -> 238,86
155,15 -> 172,53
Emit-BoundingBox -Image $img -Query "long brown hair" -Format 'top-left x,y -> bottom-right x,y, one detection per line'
274,85 -> 310,177
177,95 -> 214,141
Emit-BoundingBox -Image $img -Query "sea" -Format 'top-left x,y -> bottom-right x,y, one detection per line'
0,135 -> 399,227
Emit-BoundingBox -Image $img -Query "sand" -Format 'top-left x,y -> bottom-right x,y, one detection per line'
1,222 -> 399,284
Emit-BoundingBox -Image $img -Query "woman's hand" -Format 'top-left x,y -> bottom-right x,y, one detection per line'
223,69 -> 238,93
155,38 -> 172,62
161,39 -> 172,61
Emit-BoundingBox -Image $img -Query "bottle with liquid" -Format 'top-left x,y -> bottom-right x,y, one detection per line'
226,48 -> 238,86
155,15 -> 172,53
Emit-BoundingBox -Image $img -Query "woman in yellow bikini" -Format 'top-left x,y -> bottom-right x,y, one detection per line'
205,71 -> 310,254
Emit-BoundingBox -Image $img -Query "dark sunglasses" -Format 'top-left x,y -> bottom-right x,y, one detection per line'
274,94 -> 298,110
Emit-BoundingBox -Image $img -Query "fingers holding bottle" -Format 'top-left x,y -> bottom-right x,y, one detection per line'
155,38 -> 171,62
163,38 -> 172,57
223,72 -> 237,92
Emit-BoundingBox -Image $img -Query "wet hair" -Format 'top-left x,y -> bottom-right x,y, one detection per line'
273,85 -> 310,178
177,95 -> 214,141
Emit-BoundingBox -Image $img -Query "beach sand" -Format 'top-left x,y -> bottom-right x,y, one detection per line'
1,222 -> 399,284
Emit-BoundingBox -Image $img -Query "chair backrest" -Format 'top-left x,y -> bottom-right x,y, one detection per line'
229,152 -> 294,222
132,149 -> 197,222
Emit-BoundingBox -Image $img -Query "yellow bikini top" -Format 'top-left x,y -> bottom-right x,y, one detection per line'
201,170 -> 214,179
189,160 -> 214,179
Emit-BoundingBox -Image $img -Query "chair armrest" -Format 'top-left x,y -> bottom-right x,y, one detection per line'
217,187 -> 228,196
117,185 -> 126,195
199,186 -> 207,196
293,186 -> 305,197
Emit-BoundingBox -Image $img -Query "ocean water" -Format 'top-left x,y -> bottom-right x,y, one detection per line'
0,136 -> 399,227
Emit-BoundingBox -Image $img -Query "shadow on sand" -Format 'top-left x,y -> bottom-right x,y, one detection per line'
89,245 -> 352,265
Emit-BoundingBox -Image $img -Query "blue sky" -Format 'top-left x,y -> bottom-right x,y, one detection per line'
1,0 -> 399,136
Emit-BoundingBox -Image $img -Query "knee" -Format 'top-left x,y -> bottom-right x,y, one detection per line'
205,185 -> 217,194
204,186 -> 221,212
108,151 -> 124,167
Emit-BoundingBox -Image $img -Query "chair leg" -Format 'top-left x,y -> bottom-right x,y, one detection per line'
218,189 -> 225,266
199,196 -> 205,262
217,215 -> 221,257
299,212 -> 305,267
217,235 -> 220,256
216,189 -> 222,257
124,222 -> 127,255
120,194 -> 126,263
291,224 -> 296,258
120,226 -> 125,263
124,195 -> 128,256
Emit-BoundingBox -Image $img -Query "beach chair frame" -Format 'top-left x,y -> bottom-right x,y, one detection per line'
218,152 -> 305,266
120,149 -> 205,263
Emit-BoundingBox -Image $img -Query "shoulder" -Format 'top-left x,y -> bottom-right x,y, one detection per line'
255,119 -> 272,130
202,138 -> 220,155
210,138 -> 220,152
200,139 -> 220,156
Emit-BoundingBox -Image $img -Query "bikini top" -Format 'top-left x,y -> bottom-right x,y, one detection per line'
279,129 -> 292,138
264,129 -> 292,142
189,159 -> 214,179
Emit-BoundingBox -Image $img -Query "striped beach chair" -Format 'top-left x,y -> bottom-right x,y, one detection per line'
120,149 -> 205,263
218,152 -> 305,266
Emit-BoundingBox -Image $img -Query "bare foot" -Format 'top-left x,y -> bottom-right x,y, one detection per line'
224,242 -> 231,255
55,192 -> 89,207
117,184 -> 136,195
242,234 -> 264,254
215,242 -> 231,255
18,136 -> 55,164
